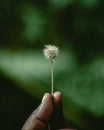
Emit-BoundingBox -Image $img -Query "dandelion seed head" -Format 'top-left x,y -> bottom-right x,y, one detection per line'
43,45 -> 59,59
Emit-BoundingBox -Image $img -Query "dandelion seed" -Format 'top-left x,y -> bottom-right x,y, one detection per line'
43,45 -> 59,59
43,44 -> 59,94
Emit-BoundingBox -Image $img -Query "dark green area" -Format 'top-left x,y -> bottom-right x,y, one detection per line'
0,0 -> 104,129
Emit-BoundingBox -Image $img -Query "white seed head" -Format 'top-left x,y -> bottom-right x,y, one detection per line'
43,45 -> 59,59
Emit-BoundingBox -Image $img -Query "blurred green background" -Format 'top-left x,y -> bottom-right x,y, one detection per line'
0,0 -> 104,130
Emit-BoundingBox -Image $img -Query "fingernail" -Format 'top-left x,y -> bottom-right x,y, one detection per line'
53,91 -> 61,97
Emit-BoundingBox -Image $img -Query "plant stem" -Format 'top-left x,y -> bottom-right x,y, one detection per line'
48,124 -> 50,130
51,58 -> 54,94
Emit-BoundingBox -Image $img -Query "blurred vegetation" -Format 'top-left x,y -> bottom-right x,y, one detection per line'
0,0 -> 104,130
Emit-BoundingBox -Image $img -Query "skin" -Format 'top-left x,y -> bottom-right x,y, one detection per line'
21,91 -> 75,130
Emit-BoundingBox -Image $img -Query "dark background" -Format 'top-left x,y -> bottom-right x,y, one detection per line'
0,0 -> 104,130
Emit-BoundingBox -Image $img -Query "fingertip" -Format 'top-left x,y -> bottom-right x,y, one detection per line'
42,93 -> 52,102
52,91 -> 62,110
53,91 -> 61,98
53,91 -> 62,102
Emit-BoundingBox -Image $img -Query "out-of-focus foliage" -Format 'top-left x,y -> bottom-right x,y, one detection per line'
0,0 -> 104,130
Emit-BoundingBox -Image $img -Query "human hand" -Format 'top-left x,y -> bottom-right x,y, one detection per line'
21,91 -> 75,130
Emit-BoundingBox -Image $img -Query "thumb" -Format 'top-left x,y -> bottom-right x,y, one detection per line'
21,93 -> 53,130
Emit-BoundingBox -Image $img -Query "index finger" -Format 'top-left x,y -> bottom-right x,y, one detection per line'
21,93 -> 53,130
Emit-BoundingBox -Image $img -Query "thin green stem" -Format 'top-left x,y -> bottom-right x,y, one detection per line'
48,124 -> 50,130
51,58 -> 54,94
